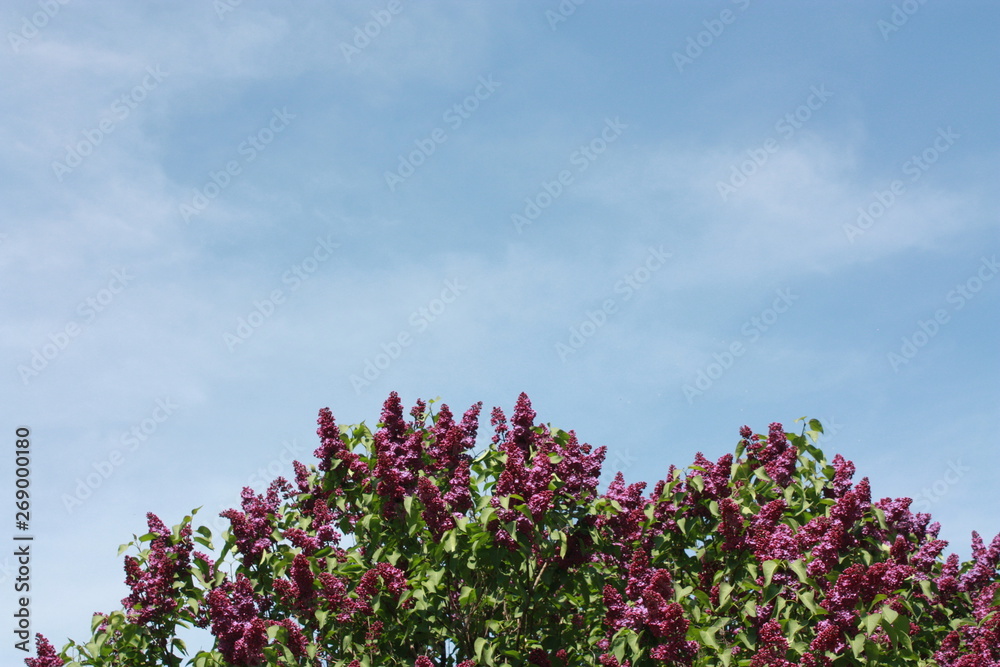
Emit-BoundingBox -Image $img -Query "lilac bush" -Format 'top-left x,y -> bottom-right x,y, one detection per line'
28,393 -> 1000,666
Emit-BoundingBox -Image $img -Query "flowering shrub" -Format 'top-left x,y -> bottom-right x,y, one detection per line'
28,393 -> 1000,666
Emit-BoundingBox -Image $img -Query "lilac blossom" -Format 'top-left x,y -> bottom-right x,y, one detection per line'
219,481 -> 287,565
207,574 -> 270,667
24,634 -> 64,667
121,513 -> 193,625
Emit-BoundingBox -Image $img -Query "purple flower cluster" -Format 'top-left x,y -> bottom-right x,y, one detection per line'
272,553 -> 318,613
718,497 -> 746,552
411,657 -> 476,667
24,634 -> 64,667
490,393 -> 605,550
598,472 -> 650,553
689,452 -> 734,502
367,393 -> 482,526
796,477 -> 872,579
206,574 -> 270,666
416,475 -> 456,539
220,479 -> 288,565
743,423 -> 798,488
121,512 -> 193,625
810,561 -> 915,653
960,531 -> 1000,593
315,406 -> 368,480
748,499 -> 788,561
749,620 -> 793,667
354,562 -> 410,615
829,454 -> 855,498
288,480 -> 342,554
934,582 -> 1000,667
602,549 -> 698,666
207,570 -> 316,665
427,400 -> 482,473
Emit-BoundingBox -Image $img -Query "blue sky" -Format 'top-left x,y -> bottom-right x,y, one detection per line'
2,0 -> 998,659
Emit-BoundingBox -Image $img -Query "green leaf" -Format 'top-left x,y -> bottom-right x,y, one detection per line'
798,589 -> 819,615
689,475 -> 705,493
718,581 -> 734,607
762,559 -> 781,587
882,606 -> 899,625
626,630 -> 640,656
426,567 -> 446,591
872,506 -> 888,531
788,559 -> 809,584
864,612 -> 882,635
475,638 -> 489,662
612,637 -> 626,663
850,633 -> 866,658
442,530 -> 458,553
700,625 -> 721,652
459,585 -> 478,607
217,538 -> 232,566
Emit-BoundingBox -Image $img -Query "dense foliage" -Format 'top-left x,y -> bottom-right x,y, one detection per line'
28,393 -> 1000,666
